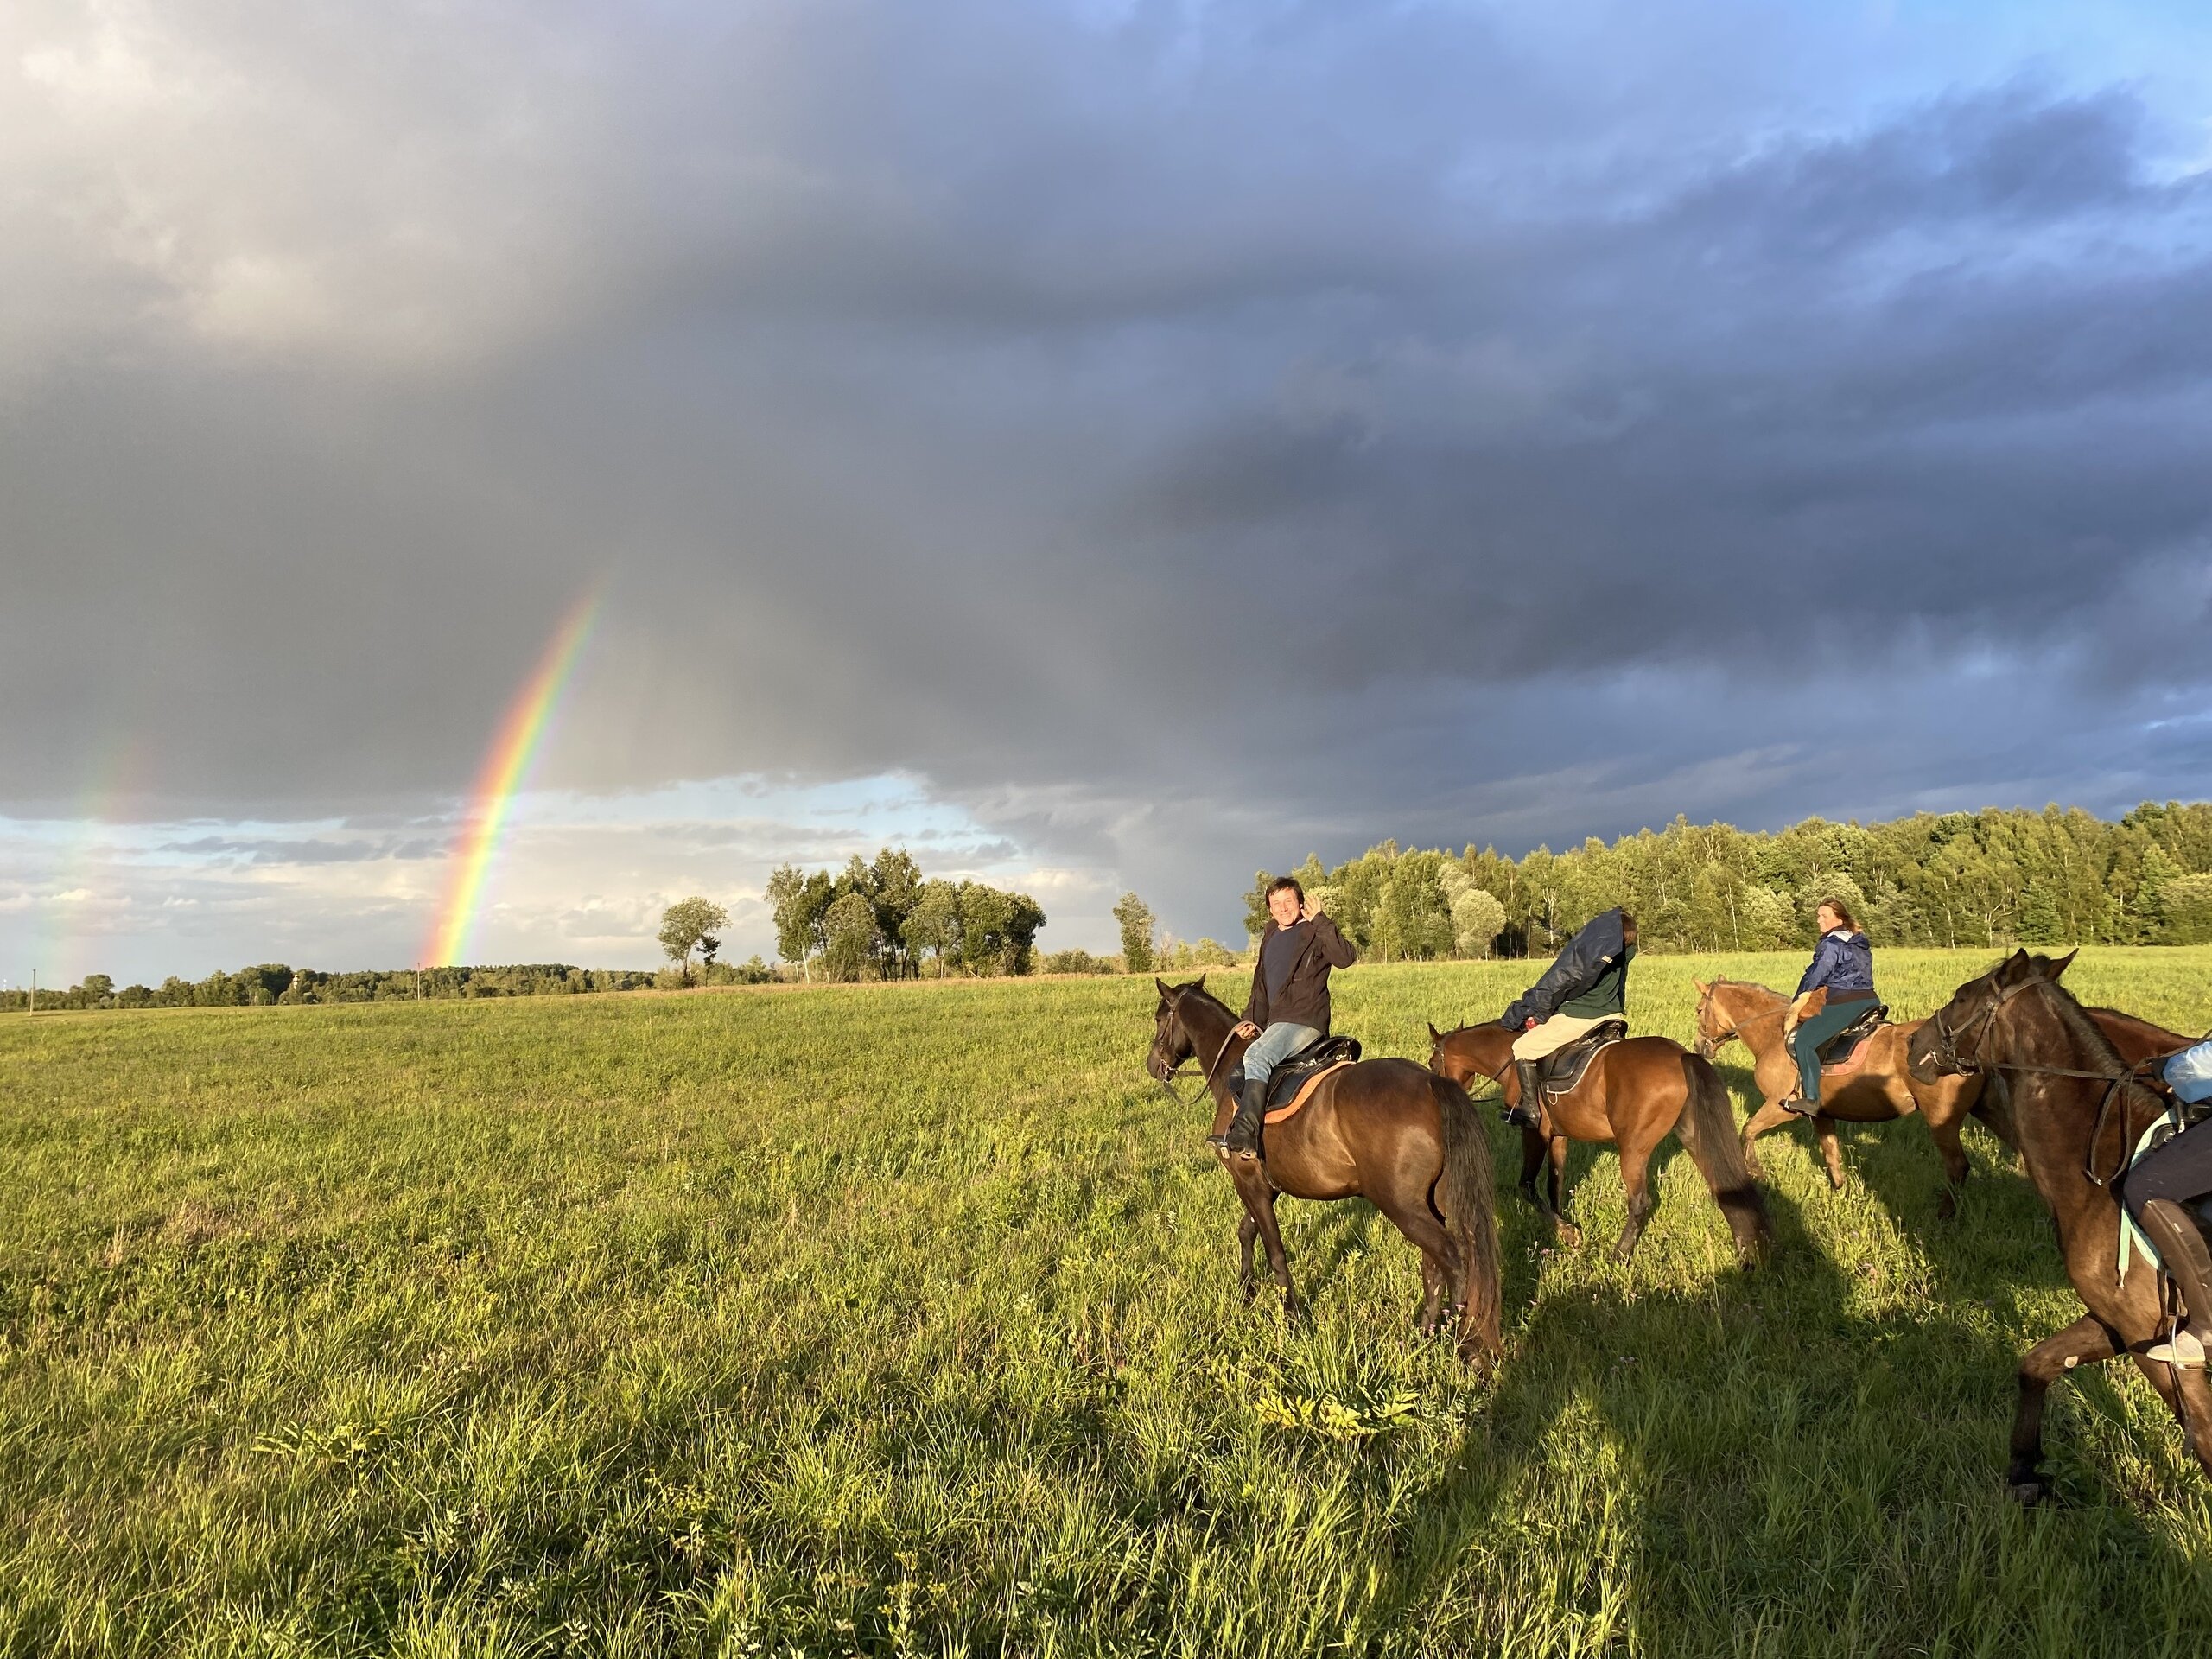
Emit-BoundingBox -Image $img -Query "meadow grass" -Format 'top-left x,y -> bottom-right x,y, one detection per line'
3,949 -> 2212,1656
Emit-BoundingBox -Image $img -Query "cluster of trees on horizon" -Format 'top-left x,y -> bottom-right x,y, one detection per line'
1252,801 -> 2212,962
14,801 -> 2212,1012
0,962 -> 675,1014
763,849 -> 1046,981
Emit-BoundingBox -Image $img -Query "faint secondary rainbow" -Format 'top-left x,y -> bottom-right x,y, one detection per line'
422,592 -> 601,968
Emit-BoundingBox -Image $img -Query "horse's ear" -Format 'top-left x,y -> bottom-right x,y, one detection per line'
1692,977 -> 1708,996
1196,974 -> 1207,992
2042,949 -> 2079,981
1154,976 -> 1172,998
1427,1020 -> 1441,1041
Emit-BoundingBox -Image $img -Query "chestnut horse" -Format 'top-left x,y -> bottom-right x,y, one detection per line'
1147,979 -> 1502,1366
1909,950 -> 2211,1499
1426,1020 -> 1769,1266
1691,977 -> 1989,1213
1694,976 -> 2185,1217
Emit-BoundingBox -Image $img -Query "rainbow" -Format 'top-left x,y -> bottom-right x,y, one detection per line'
422,592 -> 601,968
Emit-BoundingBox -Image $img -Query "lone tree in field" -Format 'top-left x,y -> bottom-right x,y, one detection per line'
658,897 -> 730,985
1114,892 -> 1155,973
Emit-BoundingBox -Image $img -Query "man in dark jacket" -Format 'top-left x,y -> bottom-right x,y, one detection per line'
1498,907 -> 1637,1128
1211,876 -> 1357,1157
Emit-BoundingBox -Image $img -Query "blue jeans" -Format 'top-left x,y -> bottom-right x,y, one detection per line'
1240,1021 -> 1323,1093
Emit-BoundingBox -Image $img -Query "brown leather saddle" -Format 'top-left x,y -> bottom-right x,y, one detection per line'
1816,1002 -> 1889,1074
1535,1018 -> 1629,1099
1263,1035 -> 1363,1114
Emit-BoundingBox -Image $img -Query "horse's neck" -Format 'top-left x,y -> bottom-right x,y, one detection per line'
2002,994 -> 2138,1225
1181,996 -> 1244,1084
1723,986 -> 1789,1054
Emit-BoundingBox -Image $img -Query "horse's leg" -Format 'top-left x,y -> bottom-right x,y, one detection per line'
1813,1112 -> 1847,1191
1416,1251 -> 1446,1337
1548,1135 -> 1582,1248
1374,1193 -> 1456,1333
1739,1096 -> 1793,1181
2128,1352 -> 2212,1480
1237,1213 -> 1261,1304
1517,1126 -> 1548,1213
1614,1138 -> 1660,1265
2007,1313 -> 2120,1503
1234,1168 -> 1299,1318
1925,1108 -> 1970,1221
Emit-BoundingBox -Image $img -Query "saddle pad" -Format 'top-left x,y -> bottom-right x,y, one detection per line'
1540,1020 -> 1629,1097
1265,1060 -> 1356,1125
1819,1032 -> 1883,1081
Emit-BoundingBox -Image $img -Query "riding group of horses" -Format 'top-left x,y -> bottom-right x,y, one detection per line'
1146,950 -> 2211,1501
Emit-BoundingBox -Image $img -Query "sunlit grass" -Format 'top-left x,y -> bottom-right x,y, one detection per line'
3,950 -> 2210,1655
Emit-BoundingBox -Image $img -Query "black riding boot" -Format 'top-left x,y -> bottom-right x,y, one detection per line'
1503,1059 -> 1544,1130
1222,1075 -> 1268,1158
2139,1198 -> 2212,1366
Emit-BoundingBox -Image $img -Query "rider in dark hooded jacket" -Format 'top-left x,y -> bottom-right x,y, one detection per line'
1497,907 -> 1637,1128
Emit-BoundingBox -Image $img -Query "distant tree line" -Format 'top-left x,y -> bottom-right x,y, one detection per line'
1249,802 -> 2212,960
0,962 -> 669,1013
766,849 -> 1046,980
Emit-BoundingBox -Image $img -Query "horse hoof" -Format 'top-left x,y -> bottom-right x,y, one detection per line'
2007,1478 -> 2049,1507
1557,1226 -> 1583,1249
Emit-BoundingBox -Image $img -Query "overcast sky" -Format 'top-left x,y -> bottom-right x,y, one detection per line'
6,0 -> 2211,982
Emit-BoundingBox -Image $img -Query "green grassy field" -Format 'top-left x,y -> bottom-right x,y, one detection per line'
4,949 -> 2212,1656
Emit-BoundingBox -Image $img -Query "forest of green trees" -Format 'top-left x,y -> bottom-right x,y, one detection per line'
12,801 -> 2211,1012
765,849 -> 1046,981
0,963 -> 668,1013
1253,801 -> 2212,962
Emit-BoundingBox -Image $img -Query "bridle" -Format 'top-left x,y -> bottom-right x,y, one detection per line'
1426,1025 -> 1516,1093
1155,998 -> 1242,1111
1923,973 -> 2169,1190
1693,981 -> 1789,1061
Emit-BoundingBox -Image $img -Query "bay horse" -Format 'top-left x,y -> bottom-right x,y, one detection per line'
1691,977 -> 1989,1214
1426,1020 -> 1770,1266
1694,976 -> 2187,1217
1908,950 -> 2212,1498
1147,978 -> 1502,1367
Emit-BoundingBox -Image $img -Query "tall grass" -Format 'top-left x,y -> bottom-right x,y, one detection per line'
3,950 -> 2209,1656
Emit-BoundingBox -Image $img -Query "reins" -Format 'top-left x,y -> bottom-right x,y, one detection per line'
1160,1016 -> 1242,1112
1932,976 -> 2169,1191
1694,982 -> 1790,1057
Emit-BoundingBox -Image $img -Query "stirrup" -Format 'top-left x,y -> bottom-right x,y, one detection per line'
2147,1329 -> 2208,1369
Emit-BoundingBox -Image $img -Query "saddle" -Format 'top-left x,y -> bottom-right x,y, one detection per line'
1816,1002 -> 1889,1072
1263,1034 -> 1363,1115
1535,1019 -> 1628,1099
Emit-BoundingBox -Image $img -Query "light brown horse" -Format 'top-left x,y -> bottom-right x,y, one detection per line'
1147,978 -> 1502,1367
1909,950 -> 2212,1499
1426,1020 -> 1770,1265
1694,976 -> 2183,1217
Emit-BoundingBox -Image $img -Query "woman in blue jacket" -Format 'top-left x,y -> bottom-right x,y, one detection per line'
1781,899 -> 1878,1117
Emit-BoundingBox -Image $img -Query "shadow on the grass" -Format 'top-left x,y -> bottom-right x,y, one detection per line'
1379,1176 -> 2206,1653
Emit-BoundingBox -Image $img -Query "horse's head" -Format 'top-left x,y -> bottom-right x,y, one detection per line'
1910,949 -> 2042,1082
1146,975 -> 1208,1083
1426,1019 -> 1503,1087
1690,977 -> 1733,1060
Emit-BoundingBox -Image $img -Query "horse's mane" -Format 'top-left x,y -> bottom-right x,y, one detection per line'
1167,979 -> 1234,1020
2012,966 -> 2136,1081
1711,976 -> 1784,1001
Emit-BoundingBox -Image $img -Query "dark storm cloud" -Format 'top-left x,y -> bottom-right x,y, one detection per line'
4,0 -> 2210,940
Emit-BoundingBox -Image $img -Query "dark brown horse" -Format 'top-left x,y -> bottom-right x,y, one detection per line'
1147,978 -> 1502,1367
1908,950 -> 2212,1498
1426,1020 -> 1769,1266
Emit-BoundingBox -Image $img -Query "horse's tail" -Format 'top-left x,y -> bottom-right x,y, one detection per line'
1673,1050 -> 1772,1264
1432,1073 -> 1503,1368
